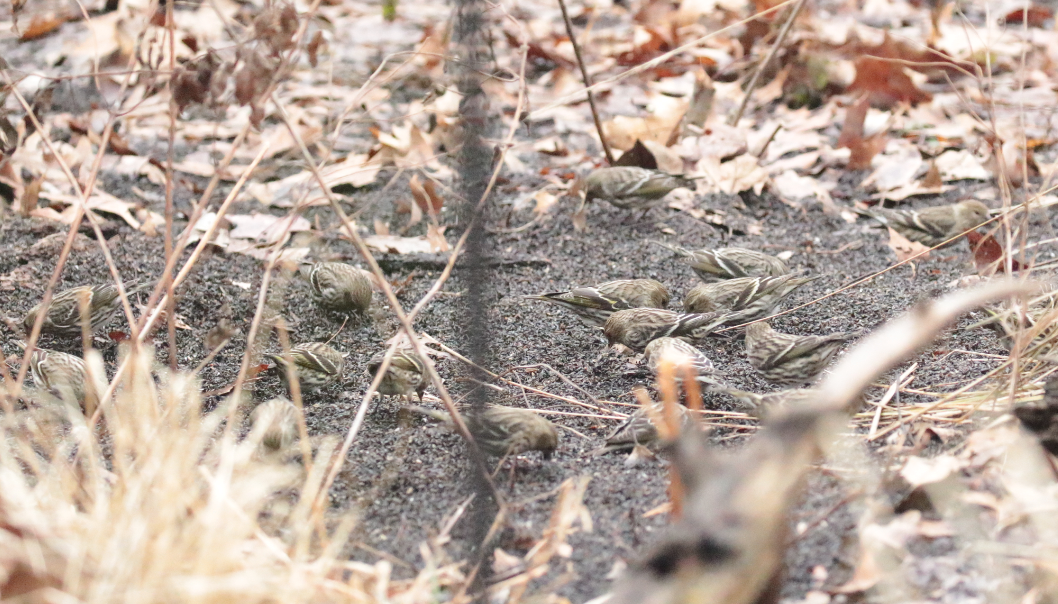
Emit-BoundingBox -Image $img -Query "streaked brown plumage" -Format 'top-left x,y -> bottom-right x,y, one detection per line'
643,337 -> 720,386
597,403 -> 691,454
584,167 -> 694,210
712,386 -> 819,418
23,282 -> 151,338
604,308 -> 728,351
250,397 -> 299,453
404,405 -> 559,460
467,406 -> 559,460
269,342 -> 345,391
744,322 -> 858,385
683,274 -> 819,323
653,242 -> 789,281
17,342 -> 88,404
855,200 -> 990,247
308,262 -> 374,314
367,349 -> 427,402
526,279 -> 670,326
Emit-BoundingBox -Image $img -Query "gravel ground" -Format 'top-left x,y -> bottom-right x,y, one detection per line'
0,161 -> 1031,600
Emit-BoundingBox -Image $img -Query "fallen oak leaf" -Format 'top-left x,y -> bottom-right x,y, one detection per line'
966,231 -> 1021,275
887,227 -> 931,262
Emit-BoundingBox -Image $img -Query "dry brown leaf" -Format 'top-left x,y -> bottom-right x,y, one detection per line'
227,213 -> 311,242
364,234 -> 437,255
838,97 -> 887,170
887,227 -> 931,262
698,154 -> 767,195
899,454 -> 963,487
426,223 -> 450,252
533,190 -> 559,216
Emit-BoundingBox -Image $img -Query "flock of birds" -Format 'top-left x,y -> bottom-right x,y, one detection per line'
7,165 -> 994,464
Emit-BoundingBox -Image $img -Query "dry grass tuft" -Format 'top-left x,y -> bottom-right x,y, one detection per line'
0,344 -> 473,603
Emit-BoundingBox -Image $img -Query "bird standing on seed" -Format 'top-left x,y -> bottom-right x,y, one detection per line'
643,337 -> 721,386
582,167 -> 695,211
526,279 -> 671,327
308,262 -> 374,315
745,322 -> 859,385
250,397 -> 299,454
604,308 -> 729,351
683,274 -> 819,323
404,404 -> 559,460
16,342 -> 88,404
854,200 -> 991,247
597,403 -> 691,455
367,348 -> 427,403
24,282 -> 151,338
270,342 -> 345,391
653,242 -> 790,281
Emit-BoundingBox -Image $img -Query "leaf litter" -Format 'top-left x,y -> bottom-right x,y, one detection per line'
4,0 -> 1058,601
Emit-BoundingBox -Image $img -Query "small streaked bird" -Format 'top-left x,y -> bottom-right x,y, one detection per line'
604,308 -> 728,351
643,337 -> 721,386
596,403 -> 691,454
404,405 -> 559,460
16,342 -> 87,404
269,342 -> 345,391
854,200 -> 990,247
308,262 -> 374,315
250,397 -> 299,454
23,281 -> 151,338
583,167 -> 694,210
526,279 -> 670,327
683,274 -> 819,323
653,242 -> 789,281
745,322 -> 859,385
712,386 -> 819,418
367,348 -> 427,403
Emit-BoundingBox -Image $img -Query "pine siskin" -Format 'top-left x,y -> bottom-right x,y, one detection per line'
367,348 -> 427,403
23,281 -> 151,338
583,167 -> 694,210
526,279 -> 671,327
308,262 -> 374,315
467,406 -> 559,460
653,241 -> 789,281
643,337 -> 721,385
404,404 -> 559,460
683,274 -> 819,323
604,308 -> 728,351
712,386 -> 819,418
19,343 -> 88,404
855,200 -> 990,247
269,342 -> 345,391
250,397 -> 299,453
597,403 -> 691,454
744,322 -> 859,385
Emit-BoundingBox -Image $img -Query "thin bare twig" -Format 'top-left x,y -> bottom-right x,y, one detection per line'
555,0 -> 613,163
729,0 -> 805,127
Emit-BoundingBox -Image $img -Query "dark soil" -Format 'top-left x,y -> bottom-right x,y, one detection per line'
0,172 -> 1026,601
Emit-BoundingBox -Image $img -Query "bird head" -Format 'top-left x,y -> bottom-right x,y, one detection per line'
744,321 -> 771,340
539,427 -> 559,460
957,200 -> 991,228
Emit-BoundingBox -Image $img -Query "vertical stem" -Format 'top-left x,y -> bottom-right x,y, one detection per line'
728,0 -> 805,127
556,0 -> 615,164
164,0 -> 178,370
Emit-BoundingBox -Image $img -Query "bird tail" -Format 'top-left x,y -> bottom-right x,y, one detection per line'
523,293 -> 561,302
649,240 -> 689,257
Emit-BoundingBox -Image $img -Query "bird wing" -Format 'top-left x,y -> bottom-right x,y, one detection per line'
880,208 -> 951,238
